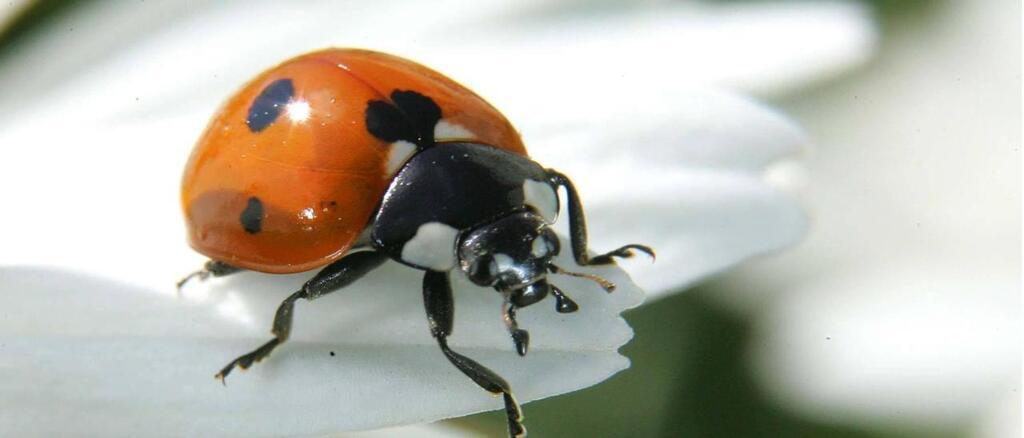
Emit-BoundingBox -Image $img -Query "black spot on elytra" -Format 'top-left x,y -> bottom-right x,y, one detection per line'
390,90 -> 441,144
240,197 -> 264,234
364,90 -> 441,147
365,100 -> 416,142
246,79 -> 294,133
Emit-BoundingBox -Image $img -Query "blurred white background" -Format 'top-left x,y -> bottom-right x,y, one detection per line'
710,1 -> 1020,436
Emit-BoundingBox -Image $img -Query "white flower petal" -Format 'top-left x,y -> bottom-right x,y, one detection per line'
528,90 -> 809,299
527,89 -> 808,171
0,117 -> 199,290
752,262 -> 1019,428
575,168 -> 805,299
1,246 -> 641,436
344,424 -> 480,438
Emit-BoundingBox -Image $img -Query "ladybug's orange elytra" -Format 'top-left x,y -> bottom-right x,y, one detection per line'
182,49 -> 525,273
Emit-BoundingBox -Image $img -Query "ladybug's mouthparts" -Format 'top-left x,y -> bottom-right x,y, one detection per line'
509,279 -> 550,308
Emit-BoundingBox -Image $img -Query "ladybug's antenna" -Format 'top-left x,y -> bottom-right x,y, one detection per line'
548,284 -> 580,313
547,264 -> 616,293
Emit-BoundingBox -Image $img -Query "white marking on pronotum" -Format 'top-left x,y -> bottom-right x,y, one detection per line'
531,237 -> 549,258
522,179 -> 559,223
493,253 -> 515,273
401,222 -> 460,270
434,119 -> 474,140
386,140 -> 418,175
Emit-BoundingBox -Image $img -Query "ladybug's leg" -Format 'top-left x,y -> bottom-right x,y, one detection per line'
503,285 -> 578,356
546,169 -> 655,266
176,260 -> 242,289
423,271 -> 526,438
215,251 -> 388,382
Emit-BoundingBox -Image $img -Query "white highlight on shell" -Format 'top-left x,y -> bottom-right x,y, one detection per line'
522,179 -> 559,223
386,140 -> 418,175
400,222 -> 459,271
434,120 -> 474,140
285,100 -> 311,123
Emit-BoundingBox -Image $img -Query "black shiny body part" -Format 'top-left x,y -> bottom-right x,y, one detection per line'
371,142 -> 554,266
458,213 -> 556,293
424,271 -> 525,437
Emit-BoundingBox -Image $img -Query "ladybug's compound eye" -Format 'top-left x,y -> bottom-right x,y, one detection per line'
468,254 -> 497,286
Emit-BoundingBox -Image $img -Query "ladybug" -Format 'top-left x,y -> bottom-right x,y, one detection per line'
179,49 -> 651,437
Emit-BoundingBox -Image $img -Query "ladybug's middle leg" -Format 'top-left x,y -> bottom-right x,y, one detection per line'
423,271 -> 526,438
546,169 -> 654,266
215,250 -> 388,382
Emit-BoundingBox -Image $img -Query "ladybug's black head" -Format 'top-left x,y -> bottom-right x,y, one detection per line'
458,212 -> 560,307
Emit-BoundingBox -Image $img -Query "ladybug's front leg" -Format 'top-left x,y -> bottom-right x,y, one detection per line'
546,169 -> 654,266
215,251 -> 388,382
423,271 -> 526,438
501,284 -> 579,357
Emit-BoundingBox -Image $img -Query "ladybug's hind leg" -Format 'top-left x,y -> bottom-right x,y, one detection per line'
423,271 -> 526,438
177,260 -> 241,290
215,251 -> 388,382
546,169 -> 655,266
